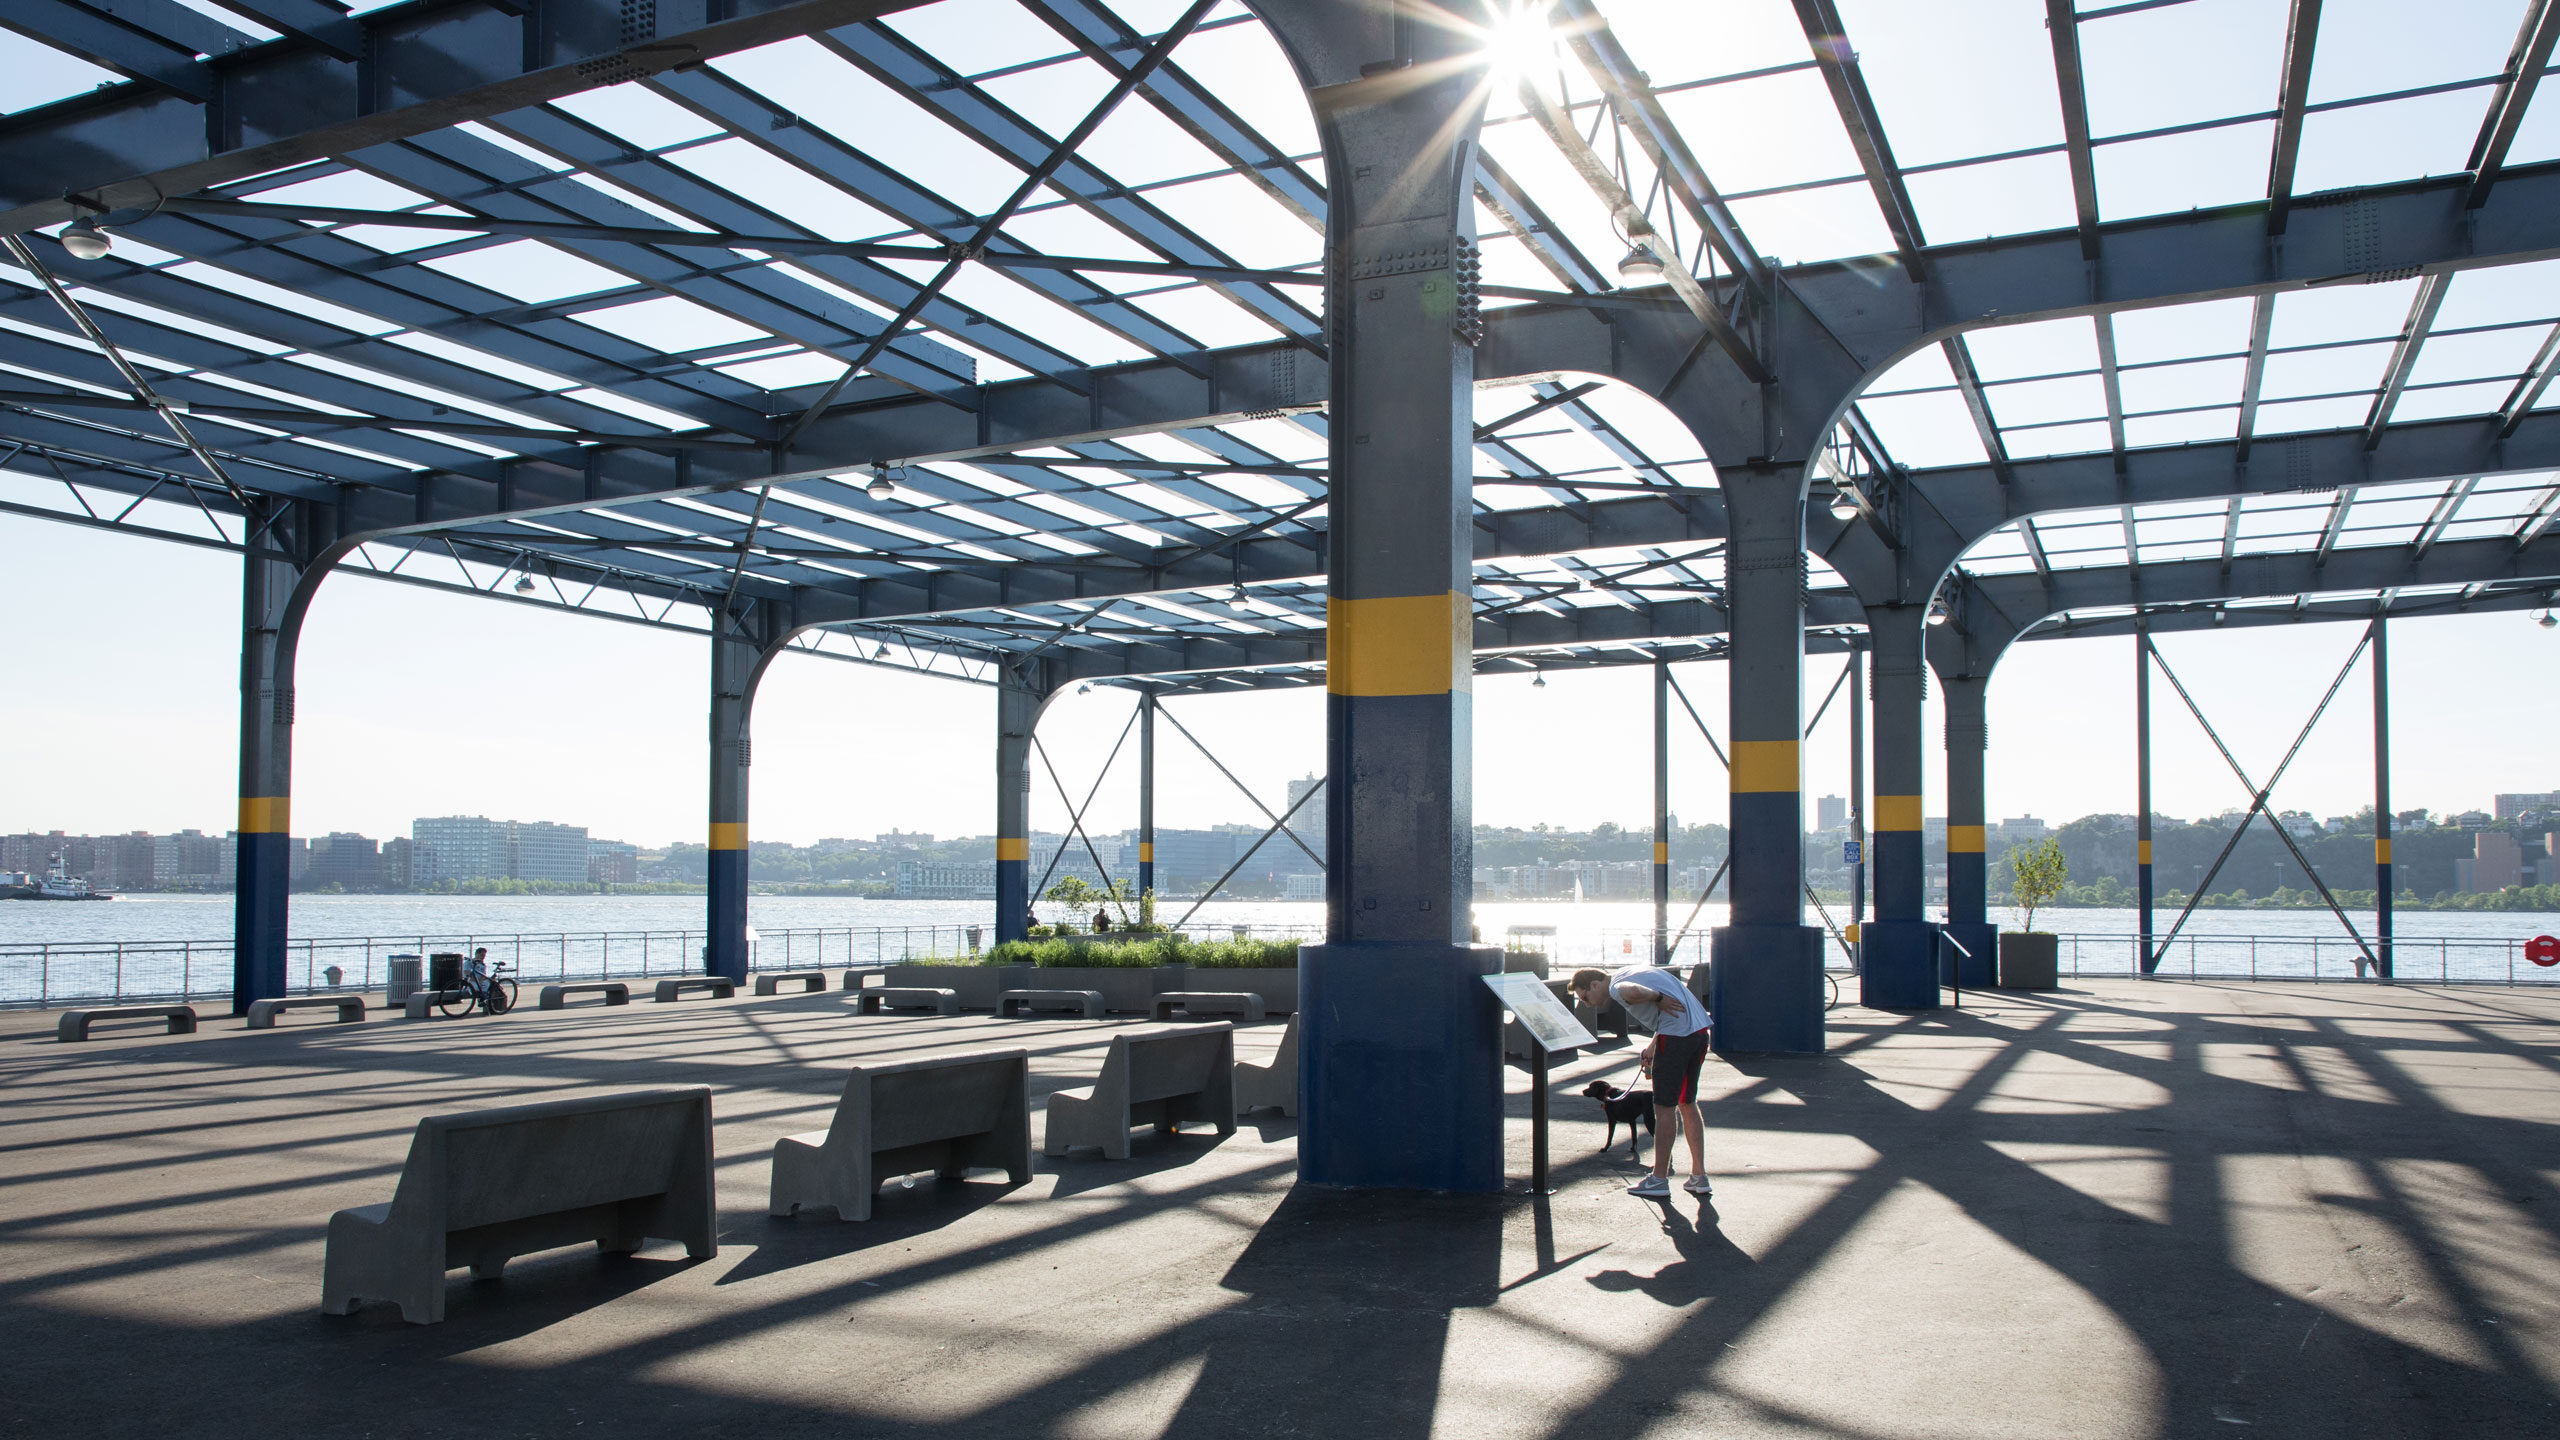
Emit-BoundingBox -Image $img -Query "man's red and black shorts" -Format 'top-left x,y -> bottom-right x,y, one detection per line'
1653,1029 -> 1711,1105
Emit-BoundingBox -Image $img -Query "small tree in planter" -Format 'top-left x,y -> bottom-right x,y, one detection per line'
2008,837 -> 2068,933
1043,875 -> 1096,932
1998,837 -> 2067,990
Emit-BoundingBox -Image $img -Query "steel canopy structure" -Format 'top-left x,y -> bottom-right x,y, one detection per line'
8,0 -> 2560,1187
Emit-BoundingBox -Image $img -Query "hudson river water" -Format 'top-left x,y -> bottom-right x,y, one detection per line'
5,894 -> 2555,1004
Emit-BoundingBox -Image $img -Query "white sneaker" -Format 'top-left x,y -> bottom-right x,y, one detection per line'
1683,1174 -> 1714,1196
1626,1173 -> 1672,1198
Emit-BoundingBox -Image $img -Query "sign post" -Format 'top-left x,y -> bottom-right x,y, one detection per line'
1483,972 -> 1599,1194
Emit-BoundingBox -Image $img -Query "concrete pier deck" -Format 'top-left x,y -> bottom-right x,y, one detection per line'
5,979 -> 2557,1438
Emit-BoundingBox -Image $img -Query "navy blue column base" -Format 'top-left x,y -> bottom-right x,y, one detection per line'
1860,920 -> 1942,1009
1298,942 -> 1504,1193
706,849 -> 749,982
1941,923 -> 1998,988
1707,925 -> 1824,1055
232,831 -> 290,1014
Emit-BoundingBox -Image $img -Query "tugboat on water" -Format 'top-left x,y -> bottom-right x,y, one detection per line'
0,853 -> 114,901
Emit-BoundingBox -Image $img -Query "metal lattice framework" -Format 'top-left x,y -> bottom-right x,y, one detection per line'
4,0 -> 2560,678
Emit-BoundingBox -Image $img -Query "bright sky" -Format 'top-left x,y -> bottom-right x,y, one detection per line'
8,510 -> 2553,847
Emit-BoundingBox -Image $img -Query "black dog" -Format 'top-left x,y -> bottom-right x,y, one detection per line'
1583,1080 -> 1655,1159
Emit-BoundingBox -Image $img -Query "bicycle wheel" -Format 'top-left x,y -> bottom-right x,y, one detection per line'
436,984 -> 474,1018
1824,973 -> 1841,1011
485,977 -> 518,1015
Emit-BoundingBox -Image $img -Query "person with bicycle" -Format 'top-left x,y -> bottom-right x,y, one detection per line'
440,948 -> 518,1017
1568,966 -> 1712,1199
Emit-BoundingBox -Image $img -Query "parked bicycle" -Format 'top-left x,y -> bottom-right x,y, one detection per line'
438,948 -> 518,1018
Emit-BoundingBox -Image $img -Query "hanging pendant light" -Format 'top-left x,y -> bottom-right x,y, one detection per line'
866,465 -> 895,502
59,219 -> 112,260
1829,488 -> 1859,521
1616,243 -> 1665,285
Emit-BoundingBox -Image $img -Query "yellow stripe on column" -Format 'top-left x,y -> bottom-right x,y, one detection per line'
1728,740 -> 1798,792
996,837 -> 1029,861
2375,838 -> 2392,863
1947,825 -> 1985,853
709,822 -> 747,851
1653,842 -> 1669,864
1139,842 -> 1154,863
1327,592 -> 1468,696
238,797 -> 290,833
2138,841 -> 2153,865
1875,795 -> 1923,831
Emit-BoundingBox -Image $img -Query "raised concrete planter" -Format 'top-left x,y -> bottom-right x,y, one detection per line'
882,963 -> 1033,1011
1025,963 -> 1186,1015
1997,932 -> 2060,990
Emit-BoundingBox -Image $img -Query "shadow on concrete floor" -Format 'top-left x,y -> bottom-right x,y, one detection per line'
8,984 -> 2560,1437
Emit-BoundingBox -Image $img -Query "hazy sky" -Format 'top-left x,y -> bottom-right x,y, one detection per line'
7,510 -> 2553,848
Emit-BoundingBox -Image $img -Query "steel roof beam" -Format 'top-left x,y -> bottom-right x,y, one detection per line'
0,1 -> 938,236
2266,0 -> 2325,235
2043,0 -> 2103,260
1554,0 -> 1770,301
1790,0 -> 1929,272
2468,0 -> 2560,209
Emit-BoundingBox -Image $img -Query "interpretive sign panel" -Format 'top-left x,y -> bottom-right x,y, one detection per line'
1483,972 -> 1597,1053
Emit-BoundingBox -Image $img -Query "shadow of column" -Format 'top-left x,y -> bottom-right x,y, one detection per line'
1156,1185 -> 1505,1439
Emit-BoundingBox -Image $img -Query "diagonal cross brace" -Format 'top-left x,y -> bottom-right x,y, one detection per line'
1028,706 -> 1142,911
1151,700 -> 1322,870
783,0 -> 1220,442
2145,635 -> 2379,971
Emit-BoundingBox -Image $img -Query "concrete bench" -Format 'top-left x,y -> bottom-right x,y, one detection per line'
1234,1013 -> 1297,1117
652,978 -> 734,1003
403,989 -> 468,1020
1045,1025 -> 1237,1160
246,995 -> 366,1029
322,1086 -> 716,1324
839,966 -> 890,991
769,1050 -> 1032,1222
753,970 -> 829,996
1152,991 -> 1266,1024
857,987 -> 960,1016
537,982 -> 630,1010
1000,988 -> 1104,1019
57,1005 -> 197,1042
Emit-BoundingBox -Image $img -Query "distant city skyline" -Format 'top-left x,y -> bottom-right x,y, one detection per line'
7,513 -> 2559,851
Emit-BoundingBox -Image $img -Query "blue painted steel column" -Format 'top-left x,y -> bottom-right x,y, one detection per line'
1654,659 -> 1671,962
1848,645 -> 1866,956
1940,672 -> 1997,986
234,509 -> 297,1013
1137,690 -> 1156,903
1861,604 -> 1939,1008
2372,617 -> 2393,979
233,498 -> 333,1014
994,669 -> 1045,944
2136,631 -> 2157,973
706,626 -> 758,984
1273,7 -> 1503,1192
1709,467 -> 1824,1053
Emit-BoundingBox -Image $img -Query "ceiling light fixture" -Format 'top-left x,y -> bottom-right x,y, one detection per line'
59,219 -> 112,261
1531,669 -> 1547,689
866,464 -> 895,502
1228,584 -> 1253,613
1616,243 -> 1665,285
1925,595 -> 1949,627
873,642 -> 890,658
513,573 -> 537,594
1829,488 -> 1859,521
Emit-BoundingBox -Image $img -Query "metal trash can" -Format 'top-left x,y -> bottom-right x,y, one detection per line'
387,955 -> 422,1005
429,953 -> 465,992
